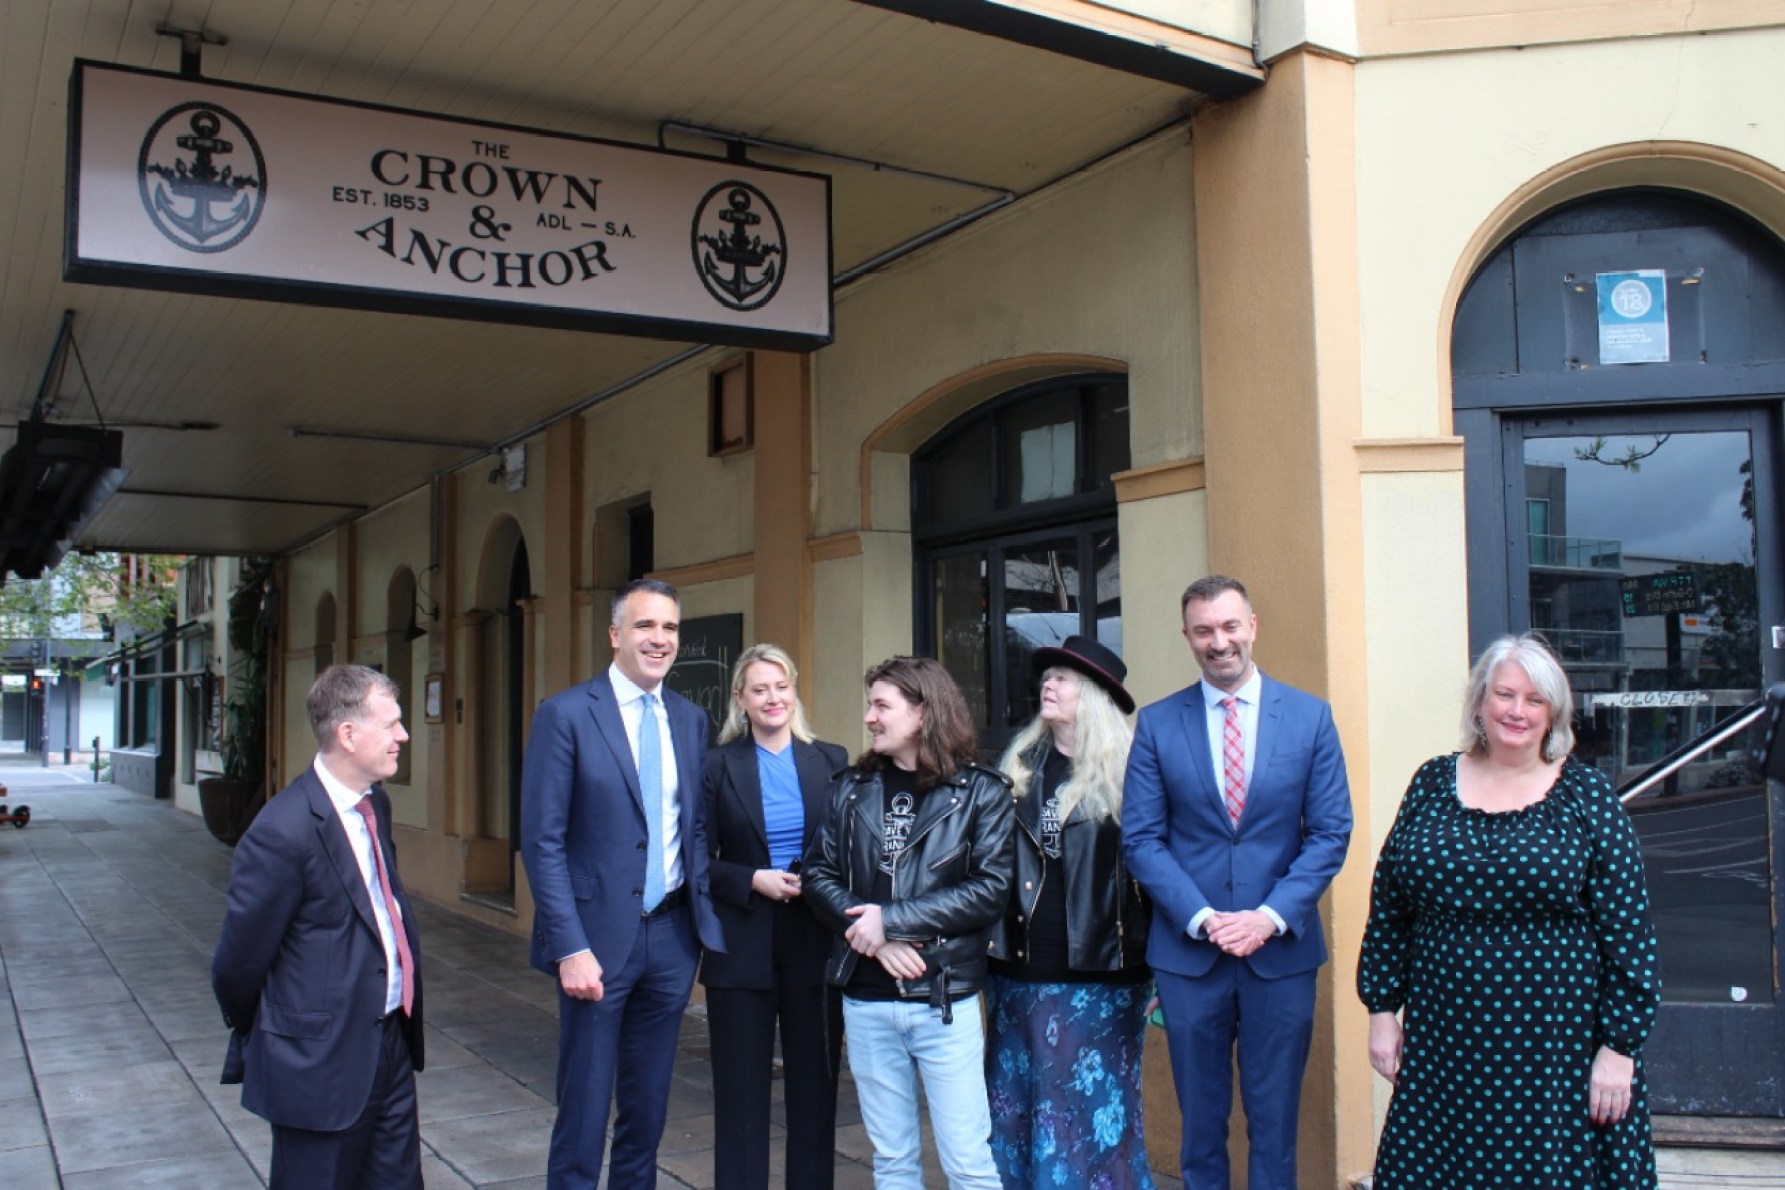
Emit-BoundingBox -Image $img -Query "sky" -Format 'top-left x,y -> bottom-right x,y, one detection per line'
1525,431 -> 1756,564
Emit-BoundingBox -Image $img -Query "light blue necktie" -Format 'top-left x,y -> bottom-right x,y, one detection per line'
638,692 -> 665,912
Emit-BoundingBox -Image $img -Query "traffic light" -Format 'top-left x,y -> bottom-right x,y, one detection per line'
28,676 -> 43,694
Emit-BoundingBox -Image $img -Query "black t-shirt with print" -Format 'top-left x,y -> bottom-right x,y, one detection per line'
846,766 -> 927,1000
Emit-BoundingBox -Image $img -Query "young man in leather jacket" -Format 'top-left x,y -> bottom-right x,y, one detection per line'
803,655 -> 1014,1189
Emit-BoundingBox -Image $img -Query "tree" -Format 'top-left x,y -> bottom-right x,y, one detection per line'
0,553 -> 183,641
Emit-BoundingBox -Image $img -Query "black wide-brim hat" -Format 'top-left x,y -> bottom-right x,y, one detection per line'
1030,634 -> 1135,715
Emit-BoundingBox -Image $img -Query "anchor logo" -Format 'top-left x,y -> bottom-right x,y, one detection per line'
692,181 -> 786,311
137,102 -> 266,254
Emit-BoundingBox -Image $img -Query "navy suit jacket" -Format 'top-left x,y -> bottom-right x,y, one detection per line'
698,734 -> 846,989
1122,673 -> 1352,979
520,672 -> 724,976
212,767 -> 425,1132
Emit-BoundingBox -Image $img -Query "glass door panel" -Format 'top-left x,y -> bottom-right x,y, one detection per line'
1521,429 -> 1771,1007
1513,409 -> 1783,1116
1001,536 -> 1079,728
934,551 -> 990,730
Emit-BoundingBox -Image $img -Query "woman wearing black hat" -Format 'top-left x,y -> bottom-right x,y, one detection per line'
985,636 -> 1155,1189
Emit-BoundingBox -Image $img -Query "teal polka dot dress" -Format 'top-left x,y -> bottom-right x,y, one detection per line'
1358,755 -> 1661,1189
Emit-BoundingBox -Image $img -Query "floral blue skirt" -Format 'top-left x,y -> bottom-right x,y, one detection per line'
983,974 -> 1157,1190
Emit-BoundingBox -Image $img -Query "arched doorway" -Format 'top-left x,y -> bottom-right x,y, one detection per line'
474,519 -> 532,896
911,372 -> 1129,757
1453,189 -> 1785,1122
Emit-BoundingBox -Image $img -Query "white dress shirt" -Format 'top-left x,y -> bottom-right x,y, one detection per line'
314,755 -> 406,1014
608,664 -> 684,897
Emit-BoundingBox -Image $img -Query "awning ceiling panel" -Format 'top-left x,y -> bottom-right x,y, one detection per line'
0,0 -> 1249,558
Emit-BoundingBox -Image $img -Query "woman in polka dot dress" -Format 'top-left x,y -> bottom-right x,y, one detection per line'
1358,633 -> 1660,1189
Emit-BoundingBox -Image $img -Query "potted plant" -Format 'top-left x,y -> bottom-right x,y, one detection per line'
198,556 -> 273,845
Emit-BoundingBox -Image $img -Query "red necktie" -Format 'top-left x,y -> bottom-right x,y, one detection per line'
1221,696 -> 1247,826
355,795 -> 415,1016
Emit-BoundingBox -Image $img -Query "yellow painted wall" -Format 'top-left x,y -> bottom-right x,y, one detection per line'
281,538 -> 338,787
814,131 -> 1202,541
346,486 -> 432,829
1348,23 -> 1785,1158
580,359 -> 755,577
1354,27 -> 1785,442
1116,487 -> 1210,705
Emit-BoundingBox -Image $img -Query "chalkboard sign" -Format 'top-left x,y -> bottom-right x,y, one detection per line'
1620,571 -> 1701,618
666,613 -> 743,736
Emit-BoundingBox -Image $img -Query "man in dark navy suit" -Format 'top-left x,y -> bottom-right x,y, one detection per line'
1122,576 -> 1352,1190
520,578 -> 725,1189
213,664 -> 425,1189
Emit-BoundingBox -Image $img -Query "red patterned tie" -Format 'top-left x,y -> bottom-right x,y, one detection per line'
1221,696 -> 1247,826
355,795 -> 415,1016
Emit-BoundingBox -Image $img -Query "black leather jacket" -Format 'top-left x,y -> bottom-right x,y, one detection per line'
803,763 -> 1015,1017
987,787 -> 1150,975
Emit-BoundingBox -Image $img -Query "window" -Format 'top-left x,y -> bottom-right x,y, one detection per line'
913,375 -> 1129,753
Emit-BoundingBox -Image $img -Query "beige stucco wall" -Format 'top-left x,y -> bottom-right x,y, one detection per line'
580,359 -> 754,577
1354,27 -> 1785,442
280,537 -> 338,787
1117,487 -> 1210,705
347,486 -> 432,829
814,129 -> 1201,540
1349,23 -> 1785,1147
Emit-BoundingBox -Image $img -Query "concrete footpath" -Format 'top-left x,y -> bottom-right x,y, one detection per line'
1,762 -> 1778,1187
0,765 -> 908,1188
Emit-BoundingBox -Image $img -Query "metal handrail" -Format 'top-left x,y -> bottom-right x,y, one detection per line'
1617,698 -> 1767,803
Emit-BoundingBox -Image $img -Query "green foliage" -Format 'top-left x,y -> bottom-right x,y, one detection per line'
221,557 -> 274,784
0,552 -> 181,640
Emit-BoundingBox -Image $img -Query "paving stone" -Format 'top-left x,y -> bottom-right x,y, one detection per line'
423,1106 -> 559,1184
17,999 -> 150,1041
59,1144 -> 258,1186
8,971 -> 133,1012
416,1062 -> 552,1124
0,1092 -> 49,1153
47,1102 -> 235,1174
0,1143 -> 59,1189
22,1020 -> 174,1076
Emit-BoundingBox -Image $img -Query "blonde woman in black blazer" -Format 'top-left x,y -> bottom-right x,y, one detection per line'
700,643 -> 848,1190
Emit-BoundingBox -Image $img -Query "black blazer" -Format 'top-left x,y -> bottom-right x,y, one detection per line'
212,768 -> 425,1131
699,734 -> 847,989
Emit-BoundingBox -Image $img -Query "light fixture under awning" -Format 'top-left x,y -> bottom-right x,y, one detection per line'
0,421 -> 128,583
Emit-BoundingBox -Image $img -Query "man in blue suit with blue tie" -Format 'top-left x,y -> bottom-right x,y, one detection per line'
520,578 -> 726,1189
1122,575 -> 1351,1190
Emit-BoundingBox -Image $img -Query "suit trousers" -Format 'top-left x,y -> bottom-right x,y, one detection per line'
549,905 -> 699,1190
706,901 -> 842,1190
269,1012 -> 421,1190
1155,961 -> 1316,1190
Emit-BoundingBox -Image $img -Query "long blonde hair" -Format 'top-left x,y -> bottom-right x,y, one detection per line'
998,669 -> 1134,822
717,643 -> 816,745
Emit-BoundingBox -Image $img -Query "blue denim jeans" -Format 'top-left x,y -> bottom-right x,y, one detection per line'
842,995 -> 1000,1190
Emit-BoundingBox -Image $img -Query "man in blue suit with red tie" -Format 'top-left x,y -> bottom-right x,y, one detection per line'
520,578 -> 725,1189
1122,575 -> 1352,1190
213,664 -> 425,1189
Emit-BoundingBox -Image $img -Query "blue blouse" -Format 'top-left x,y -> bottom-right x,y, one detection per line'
756,741 -> 805,870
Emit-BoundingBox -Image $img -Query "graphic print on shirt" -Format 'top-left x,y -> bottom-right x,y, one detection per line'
879,791 -> 917,873
1039,794 -> 1063,860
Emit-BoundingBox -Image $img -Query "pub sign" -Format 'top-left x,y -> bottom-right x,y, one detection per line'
66,61 -> 833,349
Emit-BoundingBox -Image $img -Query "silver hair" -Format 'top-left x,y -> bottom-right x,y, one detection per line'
716,643 -> 816,745
1460,633 -> 1575,763
308,664 -> 401,748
